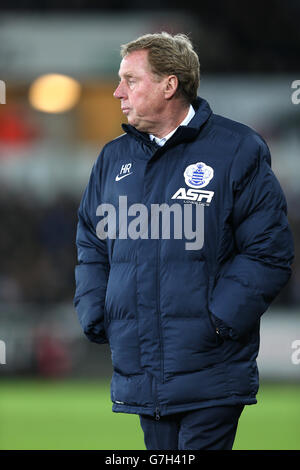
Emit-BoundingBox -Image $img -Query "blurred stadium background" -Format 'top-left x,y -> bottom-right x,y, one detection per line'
0,0 -> 299,450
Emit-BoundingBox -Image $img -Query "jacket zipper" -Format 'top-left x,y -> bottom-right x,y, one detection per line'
153,237 -> 162,420
145,143 -> 165,421
113,399 -> 161,420
152,374 -> 161,420
156,238 -> 164,383
149,142 -> 164,420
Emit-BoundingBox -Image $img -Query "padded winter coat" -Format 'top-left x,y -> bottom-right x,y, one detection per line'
74,97 -> 294,418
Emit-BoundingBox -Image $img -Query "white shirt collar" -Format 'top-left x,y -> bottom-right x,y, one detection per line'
149,104 -> 195,146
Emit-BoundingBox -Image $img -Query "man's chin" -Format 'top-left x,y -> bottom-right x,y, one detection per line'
127,115 -> 137,127
127,117 -> 148,134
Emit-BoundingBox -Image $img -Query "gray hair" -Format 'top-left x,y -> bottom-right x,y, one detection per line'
120,32 -> 200,104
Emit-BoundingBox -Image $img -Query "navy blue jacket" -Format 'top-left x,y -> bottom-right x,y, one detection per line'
74,97 -> 294,418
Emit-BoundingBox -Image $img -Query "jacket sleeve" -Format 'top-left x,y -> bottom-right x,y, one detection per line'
210,133 -> 294,339
74,158 -> 110,344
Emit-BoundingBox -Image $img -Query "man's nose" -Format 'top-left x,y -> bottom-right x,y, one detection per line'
113,82 -> 125,99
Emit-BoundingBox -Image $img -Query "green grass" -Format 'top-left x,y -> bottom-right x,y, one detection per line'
233,383 -> 300,450
0,379 -> 299,450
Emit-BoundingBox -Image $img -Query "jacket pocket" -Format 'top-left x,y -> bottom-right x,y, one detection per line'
207,309 -> 224,346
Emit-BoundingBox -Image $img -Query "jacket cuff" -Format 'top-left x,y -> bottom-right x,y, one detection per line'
211,314 -> 238,340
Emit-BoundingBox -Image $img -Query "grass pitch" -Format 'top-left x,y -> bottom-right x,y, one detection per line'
0,379 -> 299,450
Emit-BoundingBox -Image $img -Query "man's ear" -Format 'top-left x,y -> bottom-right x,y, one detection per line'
164,75 -> 178,100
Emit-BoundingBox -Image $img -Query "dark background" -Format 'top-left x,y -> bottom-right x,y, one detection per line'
0,0 -> 299,376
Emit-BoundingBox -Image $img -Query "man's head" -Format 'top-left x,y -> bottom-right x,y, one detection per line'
113,32 -> 200,136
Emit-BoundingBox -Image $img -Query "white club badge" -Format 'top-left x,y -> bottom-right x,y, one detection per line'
184,162 -> 214,189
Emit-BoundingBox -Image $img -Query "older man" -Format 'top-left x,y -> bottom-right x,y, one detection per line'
74,32 -> 294,450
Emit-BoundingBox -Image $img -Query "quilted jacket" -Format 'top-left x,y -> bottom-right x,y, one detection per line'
74,97 -> 294,418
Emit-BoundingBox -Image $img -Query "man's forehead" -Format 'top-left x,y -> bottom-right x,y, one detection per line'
118,49 -> 150,75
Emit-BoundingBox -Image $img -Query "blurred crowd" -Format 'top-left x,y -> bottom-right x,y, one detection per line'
0,190 -> 79,304
0,188 -> 298,309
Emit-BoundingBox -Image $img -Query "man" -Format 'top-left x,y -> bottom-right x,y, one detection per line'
74,32 -> 294,450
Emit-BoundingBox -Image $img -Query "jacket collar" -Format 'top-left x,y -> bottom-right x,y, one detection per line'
121,97 -> 212,145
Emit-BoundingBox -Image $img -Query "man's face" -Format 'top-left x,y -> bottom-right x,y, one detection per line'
113,49 -> 168,133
